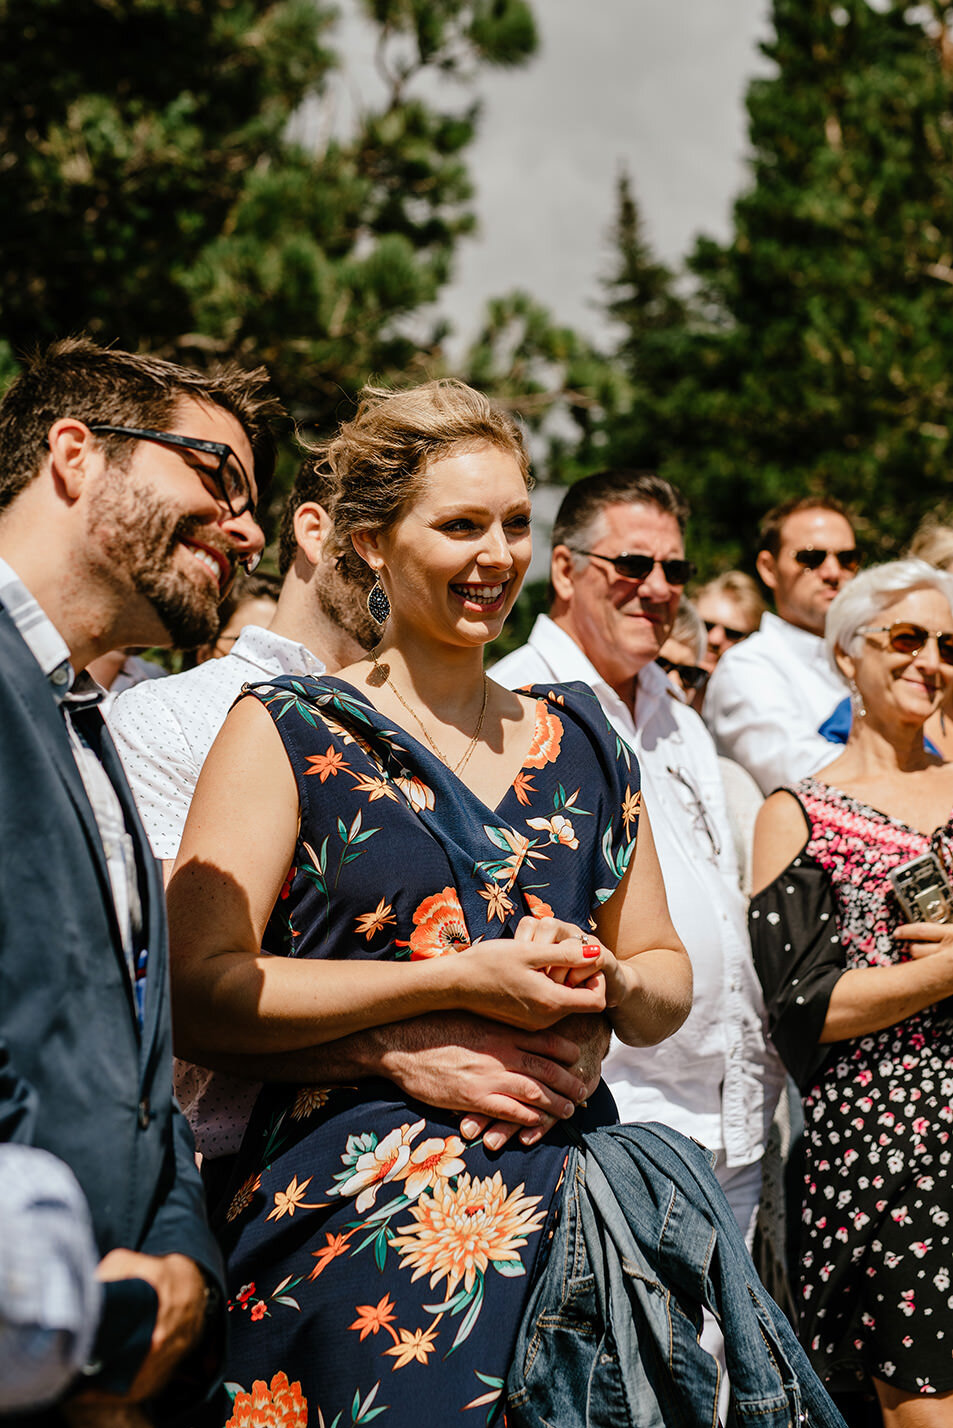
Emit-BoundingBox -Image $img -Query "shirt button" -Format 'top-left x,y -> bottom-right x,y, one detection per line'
52,667 -> 69,687
137,1098 -> 151,1129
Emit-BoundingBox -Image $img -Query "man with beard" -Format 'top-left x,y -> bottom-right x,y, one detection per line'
111,460 -> 603,1196
0,337 -> 277,1421
110,455 -> 377,880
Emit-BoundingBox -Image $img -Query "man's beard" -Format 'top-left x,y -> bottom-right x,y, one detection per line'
92,478 -> 233,648
317,562 -> 380,651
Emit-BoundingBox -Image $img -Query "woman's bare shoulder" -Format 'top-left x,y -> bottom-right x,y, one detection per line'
751,789 -> 811,896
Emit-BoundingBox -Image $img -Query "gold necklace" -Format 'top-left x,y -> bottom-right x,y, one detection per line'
372,655 -> 489,774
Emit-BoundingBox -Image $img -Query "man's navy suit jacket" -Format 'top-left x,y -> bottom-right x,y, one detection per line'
0,608 -> 224,1420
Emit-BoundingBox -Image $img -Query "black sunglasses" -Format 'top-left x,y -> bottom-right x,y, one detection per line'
571,548 -> 695,586
791,547 -> 860,573
859,621 -> 953,665
657,655 -> 708,691
89,425 -> 261,571
703,618 -> 750,644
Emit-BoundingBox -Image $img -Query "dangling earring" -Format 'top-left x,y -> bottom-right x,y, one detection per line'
367,577 -> 390,626
849,679 -> 866,719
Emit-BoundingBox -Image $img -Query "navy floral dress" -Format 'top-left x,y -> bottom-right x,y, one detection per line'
751,778 -> 953,1398
214,676 -> 640,1428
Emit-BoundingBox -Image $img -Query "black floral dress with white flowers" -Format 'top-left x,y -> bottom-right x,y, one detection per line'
750,778 -> 953,1397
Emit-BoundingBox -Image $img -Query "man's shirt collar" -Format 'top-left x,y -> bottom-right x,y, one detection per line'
0,557 -> 101,707
230,622 -> 327,678
526,613 -> 671,727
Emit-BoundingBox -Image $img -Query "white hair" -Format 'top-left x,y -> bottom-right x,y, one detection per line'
824,558 -> 953,680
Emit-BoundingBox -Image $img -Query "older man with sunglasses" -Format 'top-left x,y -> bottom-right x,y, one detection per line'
705,497 -> 860,796
493,471 -> 784,1318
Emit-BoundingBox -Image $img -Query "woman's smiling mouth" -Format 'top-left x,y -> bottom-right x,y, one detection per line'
451,581 -> 507,610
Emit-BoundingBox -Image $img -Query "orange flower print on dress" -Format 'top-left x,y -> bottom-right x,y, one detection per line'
390,1171 -> 547,1299
290,1086 -> 332,1121
308,1229 -> 355,1280
511,769 -> 536,806
621,786 -> 641,836
478,881 -> 514,923
226,1172 -> 261,1223
407,887 -> 470,959
384,1321 -> 442,1369
397,1135 -> 467,1200
225,1371 -> 307,1428
265,1174 -> 326,1222
521,704 -> 564,769
349,771 -> 400,802
349,1292 -> 400,1343
354,897 -> 397,941
525,894 -> 554,920
304,745 -> 345,781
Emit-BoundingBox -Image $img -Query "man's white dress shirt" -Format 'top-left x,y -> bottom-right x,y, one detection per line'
493,614 -> 783,1169
703,611 -> 845,796
110,624 -> 326,1157
109,624 -> 326,859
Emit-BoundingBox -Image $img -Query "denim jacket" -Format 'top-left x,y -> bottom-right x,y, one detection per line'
505,1122 -> 845,1428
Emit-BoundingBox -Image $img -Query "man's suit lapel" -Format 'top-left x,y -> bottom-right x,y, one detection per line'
0,613 -> 138,1026
96,718 -> 167,1062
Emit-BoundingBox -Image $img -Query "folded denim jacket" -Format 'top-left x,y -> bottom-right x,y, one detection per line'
505,1122 -> 846,1428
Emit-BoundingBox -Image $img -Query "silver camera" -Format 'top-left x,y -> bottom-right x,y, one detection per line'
889,852 -> 953,924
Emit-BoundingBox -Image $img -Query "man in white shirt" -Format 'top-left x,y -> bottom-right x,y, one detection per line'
493,469 -> 784,1246
111,462 -> 603,1176
704,498 -> 859,795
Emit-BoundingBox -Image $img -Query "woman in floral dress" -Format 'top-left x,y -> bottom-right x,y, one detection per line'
750,560 -> 953,1426
168,380 -> 689,1426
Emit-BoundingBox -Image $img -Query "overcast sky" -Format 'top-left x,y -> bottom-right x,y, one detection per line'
439,0 -> 774,348
316,2 -> 775,571
325,1 -> 774,349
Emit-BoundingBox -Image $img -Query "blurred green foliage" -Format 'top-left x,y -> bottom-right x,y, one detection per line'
591,0 -> 953,574
0,0 -> 538,514
5,0 -> 953,587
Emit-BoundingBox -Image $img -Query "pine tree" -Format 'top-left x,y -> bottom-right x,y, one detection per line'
601,1 -> 953,568
0,0 -> 538,431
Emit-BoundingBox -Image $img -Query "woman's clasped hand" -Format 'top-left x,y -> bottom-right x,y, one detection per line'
167,379 -> 689,1427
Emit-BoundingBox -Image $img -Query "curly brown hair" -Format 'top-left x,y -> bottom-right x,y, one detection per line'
305,380 -> 531,586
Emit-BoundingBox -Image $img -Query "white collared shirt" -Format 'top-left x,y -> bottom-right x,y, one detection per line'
492,615 -> 783,1166
0,559 -> 141,1000
109,623 -> 327,1159
703,611 -> 844,796
109,623 -> 326,859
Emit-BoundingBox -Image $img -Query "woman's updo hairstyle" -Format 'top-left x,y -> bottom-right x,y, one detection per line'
309,379 -> 531,586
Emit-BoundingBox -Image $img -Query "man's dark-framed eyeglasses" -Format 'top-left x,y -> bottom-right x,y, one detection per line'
571,548 -> 696,586
88,425 -> 261,573
791,547 -> 861,573
859,622 -> 953,665
657,655 -> 709,691
703,618 -> 750,644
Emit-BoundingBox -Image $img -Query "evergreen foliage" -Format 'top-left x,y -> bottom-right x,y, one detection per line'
0,0 -> 538,436
599,1 -> 953,570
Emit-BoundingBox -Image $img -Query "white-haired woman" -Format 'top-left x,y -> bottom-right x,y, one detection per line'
750,559 -> 953,1425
